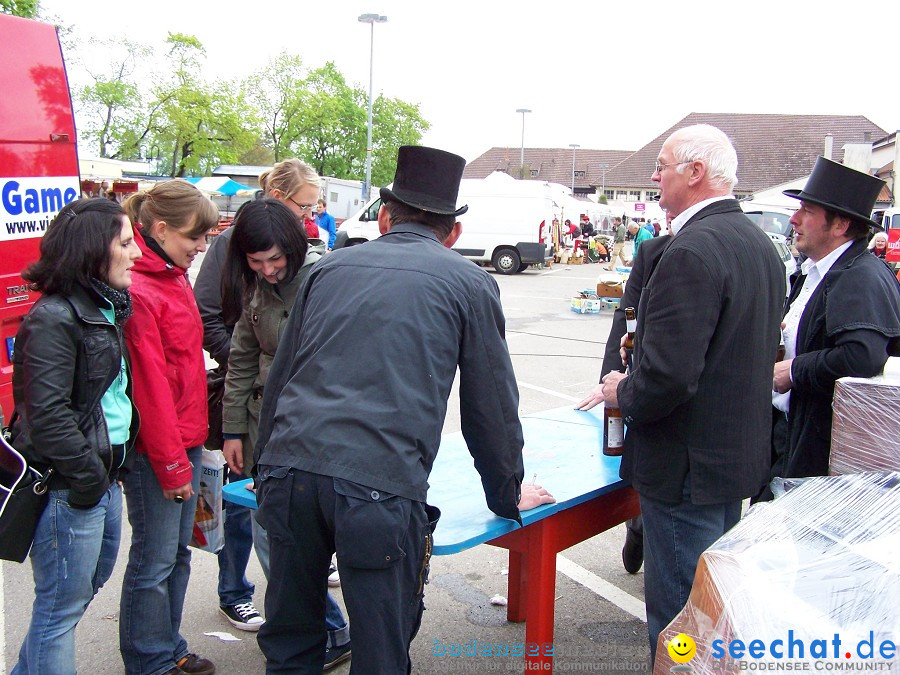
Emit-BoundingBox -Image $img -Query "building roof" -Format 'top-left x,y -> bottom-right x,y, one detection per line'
603,112 -> 888,195
212,164 -> 270,178
464,147 -> 634,190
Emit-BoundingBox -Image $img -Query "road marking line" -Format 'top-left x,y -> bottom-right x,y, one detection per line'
557,554 -> 646,622
517,381 -> 581,403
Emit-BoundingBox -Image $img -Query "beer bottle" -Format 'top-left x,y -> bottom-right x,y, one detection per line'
603,307 -> 636,457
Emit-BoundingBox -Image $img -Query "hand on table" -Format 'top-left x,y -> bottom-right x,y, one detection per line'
518,482 -> 556,511
575,383 -> 605,411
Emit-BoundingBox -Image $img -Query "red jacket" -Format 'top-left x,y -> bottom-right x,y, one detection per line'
125,230 -> 207,489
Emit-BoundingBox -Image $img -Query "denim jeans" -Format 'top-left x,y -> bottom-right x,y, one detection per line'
217,470 -> 256,606
13,483 -> 122,675
640,479 -> 741,664
120,447 -> 202,675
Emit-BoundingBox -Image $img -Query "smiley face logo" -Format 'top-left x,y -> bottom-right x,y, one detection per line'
667,633 -> 697,663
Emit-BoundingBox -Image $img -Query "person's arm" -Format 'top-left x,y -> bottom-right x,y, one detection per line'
325,214 -> 337,250
194,232 -> 233,366
222,303 -> 263,472
124,293 -> 192,491
616,247 -> 722,423
787,329 -> 891,395
17,304 -> 108,506
458,275 -> 527,523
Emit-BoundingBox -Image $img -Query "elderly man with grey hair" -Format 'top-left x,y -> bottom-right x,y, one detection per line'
601,124 -> 785,663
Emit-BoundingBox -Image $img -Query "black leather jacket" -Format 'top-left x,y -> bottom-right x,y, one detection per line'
11,284 -> 139,507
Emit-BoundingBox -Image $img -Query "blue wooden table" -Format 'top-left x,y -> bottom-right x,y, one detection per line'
223,406 -> 640,673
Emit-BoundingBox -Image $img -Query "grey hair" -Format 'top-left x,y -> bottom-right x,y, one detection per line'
671,124 -> 738,191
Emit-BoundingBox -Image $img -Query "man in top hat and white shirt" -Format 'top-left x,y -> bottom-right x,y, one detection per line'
252,145 -> 555,673
772,156 -> 900,481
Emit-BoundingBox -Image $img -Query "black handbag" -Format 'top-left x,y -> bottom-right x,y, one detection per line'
206,366 -> 226,451
1,420 -> 53,563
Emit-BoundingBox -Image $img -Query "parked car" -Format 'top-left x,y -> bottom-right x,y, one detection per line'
767,232 -> 796,298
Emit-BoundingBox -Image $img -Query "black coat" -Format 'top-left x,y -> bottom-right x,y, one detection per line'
601,235 -> 673,378
617,200 -> 786,505
11,284 -> 138,507
784,239 -> 900,477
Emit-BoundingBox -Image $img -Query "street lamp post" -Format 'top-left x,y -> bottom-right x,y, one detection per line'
515,108 -> 531,179
569,144 -> 580,194
358,13 -> 387,202
597,162 -> 609,196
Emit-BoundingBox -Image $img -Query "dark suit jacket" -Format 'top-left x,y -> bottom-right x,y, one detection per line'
617,199 -> 785,505
784,239 -> 900,478
601,235 -> 672,378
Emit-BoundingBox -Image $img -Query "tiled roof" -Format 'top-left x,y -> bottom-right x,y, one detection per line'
602,112 -> 888,194
463,147 -> 634,189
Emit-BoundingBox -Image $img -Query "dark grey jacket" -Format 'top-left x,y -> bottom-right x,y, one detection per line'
617,200 -> 785,505
256,223 -> 525,522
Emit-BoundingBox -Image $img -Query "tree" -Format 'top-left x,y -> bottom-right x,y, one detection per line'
152,33 -> 258,176
370,95 -> 429,188
1,0 -> 39,18
76,38 -> 151,160
245,53 -> 305,162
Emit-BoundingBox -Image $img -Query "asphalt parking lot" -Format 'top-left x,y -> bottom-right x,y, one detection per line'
1,250 -> 653,674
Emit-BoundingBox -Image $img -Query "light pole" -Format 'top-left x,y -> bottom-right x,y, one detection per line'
359,13 -> 387,202
515,108 -> 531,179
569,144 -> 580,194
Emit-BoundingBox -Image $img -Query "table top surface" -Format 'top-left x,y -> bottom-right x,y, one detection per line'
222,406 -> 629,555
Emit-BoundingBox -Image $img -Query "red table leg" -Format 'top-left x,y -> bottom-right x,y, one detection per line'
507,548 -> 527,622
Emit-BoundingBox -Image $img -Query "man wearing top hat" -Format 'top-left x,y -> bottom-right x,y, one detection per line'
772,156 -> 900,480
252,145 -> 555,673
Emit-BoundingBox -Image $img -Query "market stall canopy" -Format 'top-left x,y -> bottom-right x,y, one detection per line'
184,177 -> 256,196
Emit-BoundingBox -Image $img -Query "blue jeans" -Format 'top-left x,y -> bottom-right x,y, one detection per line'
13,483 -> 122,675
217,470 -> 256,606
640,479 -> 741,664
120,447 -> 202,675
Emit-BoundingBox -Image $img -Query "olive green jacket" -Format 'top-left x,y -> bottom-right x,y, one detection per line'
223,252 -> 320,458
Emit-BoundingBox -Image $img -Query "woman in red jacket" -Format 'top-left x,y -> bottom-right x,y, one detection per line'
119,181 -> 219,675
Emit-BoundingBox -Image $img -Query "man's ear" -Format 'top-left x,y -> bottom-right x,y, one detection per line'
377,204 -> 391,235
442,221 -> 462,248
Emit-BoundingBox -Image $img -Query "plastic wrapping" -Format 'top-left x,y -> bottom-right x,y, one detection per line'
654,472 -> 900,674
830,374 -> 900,475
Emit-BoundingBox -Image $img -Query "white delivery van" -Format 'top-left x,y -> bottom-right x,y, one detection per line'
334,173 -> 561,274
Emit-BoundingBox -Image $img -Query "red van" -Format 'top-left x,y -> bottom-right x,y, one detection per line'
0,13 -> 80,420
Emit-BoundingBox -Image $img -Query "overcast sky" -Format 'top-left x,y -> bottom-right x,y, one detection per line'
41,0 -> 898,163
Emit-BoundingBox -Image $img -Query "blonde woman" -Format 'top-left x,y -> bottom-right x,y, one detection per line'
119,181 -> 219,675
259,158 -> 322,240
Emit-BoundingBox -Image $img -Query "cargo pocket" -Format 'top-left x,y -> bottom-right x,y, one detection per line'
254,466 -> 295,545
333,478 -> 411,569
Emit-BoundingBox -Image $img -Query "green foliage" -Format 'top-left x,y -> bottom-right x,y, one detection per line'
67,29 -> 428,183
1,0 -> 39,18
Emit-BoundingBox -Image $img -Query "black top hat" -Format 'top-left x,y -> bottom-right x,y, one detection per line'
380,146 -> 469,217
783,156 -> 885,229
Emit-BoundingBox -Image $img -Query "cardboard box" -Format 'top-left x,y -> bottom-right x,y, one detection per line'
829,374 -> 900,475
596,271 -> 625,298
570,297 -> 602,314
654,473 -> 900,674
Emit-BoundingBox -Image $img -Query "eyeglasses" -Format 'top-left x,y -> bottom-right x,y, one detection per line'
654,160 -> 694,174
288,197 -> 315,212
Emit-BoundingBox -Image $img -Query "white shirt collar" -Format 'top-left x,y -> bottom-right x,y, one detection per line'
799,240 -> 853,279
671,195 -> 733,236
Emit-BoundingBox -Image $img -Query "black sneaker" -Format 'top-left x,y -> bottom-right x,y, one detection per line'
219,602 -> 265,631
324,642 -> 352,671
622,525 -> 644,574
328,562 -> 340,587
176,653 -> 216,675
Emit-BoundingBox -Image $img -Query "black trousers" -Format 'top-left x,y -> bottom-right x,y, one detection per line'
255,467 -> 437,674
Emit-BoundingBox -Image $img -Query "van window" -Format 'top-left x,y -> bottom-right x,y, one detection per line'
363,198 -> 382,222
745,211 -> 792,238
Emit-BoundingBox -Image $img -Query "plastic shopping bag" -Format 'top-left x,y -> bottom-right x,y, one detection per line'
189,449 -> 226,554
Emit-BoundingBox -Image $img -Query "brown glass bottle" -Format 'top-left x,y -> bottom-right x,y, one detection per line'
604,307 -> 636,457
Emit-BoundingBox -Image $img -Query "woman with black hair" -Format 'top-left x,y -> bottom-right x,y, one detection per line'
10,198 -> 141,674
